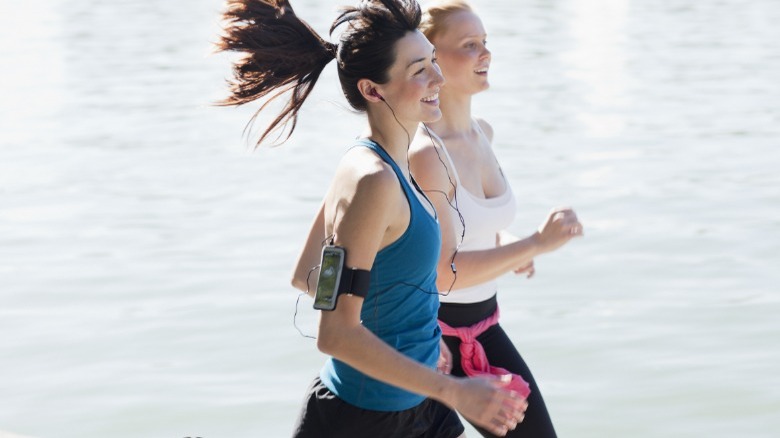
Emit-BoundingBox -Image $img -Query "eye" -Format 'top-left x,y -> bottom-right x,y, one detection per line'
432,57 -> 438,64
414,67 -> 425,76
465,42 -> 476,49
483,39 -> 488,46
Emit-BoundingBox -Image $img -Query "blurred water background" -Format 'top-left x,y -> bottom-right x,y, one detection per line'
1,0 -> 778,436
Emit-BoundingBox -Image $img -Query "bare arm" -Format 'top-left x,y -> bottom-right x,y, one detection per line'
315,151 -> 526,435
444,207 -> 582,289
410,131 -> 583,292
319,295 -> 524,435
498,230 -> 535,278
291,199 -> 326,296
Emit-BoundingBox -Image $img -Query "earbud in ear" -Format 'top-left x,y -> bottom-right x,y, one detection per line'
372,90 -> 385,101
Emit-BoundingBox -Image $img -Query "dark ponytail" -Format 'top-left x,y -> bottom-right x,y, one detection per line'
217,0 -> 336,146
217,0 -> 421,146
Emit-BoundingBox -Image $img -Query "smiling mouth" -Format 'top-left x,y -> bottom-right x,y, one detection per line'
421,92 -> 439,102
475,67 -> 489,74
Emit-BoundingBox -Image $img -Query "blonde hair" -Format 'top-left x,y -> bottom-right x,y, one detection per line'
420,0 -> 474,42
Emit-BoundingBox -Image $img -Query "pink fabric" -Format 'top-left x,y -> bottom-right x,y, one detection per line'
438,307 -> 531,398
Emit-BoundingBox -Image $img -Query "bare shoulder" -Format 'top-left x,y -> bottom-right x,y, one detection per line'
474,117 -> 495,143
334,146 -> 400,204
326,146 -> 405,268
409,130 -> 454,193
409,126 -> 438,159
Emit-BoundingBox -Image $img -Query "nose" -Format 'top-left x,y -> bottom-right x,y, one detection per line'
432,62 -> 445,88
481,45 -> 491,61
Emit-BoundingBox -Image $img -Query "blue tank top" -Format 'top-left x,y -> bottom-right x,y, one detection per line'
319,139 -> 443,411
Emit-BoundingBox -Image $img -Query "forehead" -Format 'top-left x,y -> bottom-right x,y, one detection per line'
438,10 -> 485,40
392,30 -> 435,67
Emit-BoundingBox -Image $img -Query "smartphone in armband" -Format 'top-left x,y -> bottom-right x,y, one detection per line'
313,245 -> 345,311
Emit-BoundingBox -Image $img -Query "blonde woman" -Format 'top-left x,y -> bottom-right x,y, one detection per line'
410,1 -> 584,436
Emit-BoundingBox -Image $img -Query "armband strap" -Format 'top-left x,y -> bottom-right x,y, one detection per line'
337,268 -> 371,298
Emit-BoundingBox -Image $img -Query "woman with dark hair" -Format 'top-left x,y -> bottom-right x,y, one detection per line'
409,1 -> 584,437
217,0 -> 527,436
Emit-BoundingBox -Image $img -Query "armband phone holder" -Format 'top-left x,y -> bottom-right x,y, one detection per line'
313,245 -> 371,311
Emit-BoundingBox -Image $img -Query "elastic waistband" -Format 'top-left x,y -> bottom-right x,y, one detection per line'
438,294 -> 497,327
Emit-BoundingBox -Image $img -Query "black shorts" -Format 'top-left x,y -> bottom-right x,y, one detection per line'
292,377 -> 464,438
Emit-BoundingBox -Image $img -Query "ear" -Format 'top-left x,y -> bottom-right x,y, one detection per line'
357,79 -> 385,103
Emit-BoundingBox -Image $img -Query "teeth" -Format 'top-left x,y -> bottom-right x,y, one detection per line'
475,68 -> 488,73
421,93 -> 439,102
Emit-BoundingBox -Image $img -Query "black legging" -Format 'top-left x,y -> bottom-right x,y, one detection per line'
439,296 -> 557,438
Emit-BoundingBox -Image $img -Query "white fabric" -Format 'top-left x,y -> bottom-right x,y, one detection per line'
426,122 -> 517,304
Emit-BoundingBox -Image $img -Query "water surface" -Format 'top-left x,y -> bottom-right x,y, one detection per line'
1,0 -> 778,436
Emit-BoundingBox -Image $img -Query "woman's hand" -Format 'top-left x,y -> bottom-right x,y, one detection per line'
513,260 -> 535,278
447,375 -> 528,436
534,207 -> 583,254
437,338 -> 453,374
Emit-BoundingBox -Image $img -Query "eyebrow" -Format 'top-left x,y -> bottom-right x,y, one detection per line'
460,33 -> 487,41
407,49 -> 437,69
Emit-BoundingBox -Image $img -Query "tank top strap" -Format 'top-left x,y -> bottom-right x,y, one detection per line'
353,139 -> 425,203
420,126 -> 464,187
471,118 -> 511,194
472,118 -> 489,140
353,138 -> 438,221
351,139 -> 411,193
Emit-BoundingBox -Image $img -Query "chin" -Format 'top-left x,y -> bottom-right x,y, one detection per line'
422,108 -> 443,123
472,81 -> 490,94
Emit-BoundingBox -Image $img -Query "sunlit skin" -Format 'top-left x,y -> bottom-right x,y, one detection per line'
363,30 -> 445,149
292,29 -> 528,437
411,8 -> 583,296
408,9 -> 584,434
430,10 -> 491,97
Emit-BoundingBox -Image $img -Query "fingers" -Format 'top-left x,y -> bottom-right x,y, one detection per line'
549,206 -> 575,224
513,260 -> 534,276
490,373 -> 513,388
456,376 -> 529,436
487,393 -> 528,436
550,207 -> 584,238
437,340 -> 453,374
490,409 -> 525,435
551,206 -> 574,215
491,377 -> 528,421
568,222 -> 584,236
437,356 -> 452,374
550,207 -> 576,221
489,418 -> 512,436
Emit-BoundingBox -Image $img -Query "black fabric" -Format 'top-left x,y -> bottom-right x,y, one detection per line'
440,297 -> 557,438
293,377 -> 465,438
438,294 -> 498,326
337,267 -> 371,298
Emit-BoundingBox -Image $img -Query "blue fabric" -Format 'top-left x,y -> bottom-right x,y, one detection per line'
320,139 -> 443,411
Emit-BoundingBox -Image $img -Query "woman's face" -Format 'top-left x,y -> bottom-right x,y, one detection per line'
377,30 -> 445,124
430,10 -> 491,96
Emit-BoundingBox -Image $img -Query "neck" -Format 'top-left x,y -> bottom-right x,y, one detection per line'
427,88 -> 473,135
364,106 -> 419,177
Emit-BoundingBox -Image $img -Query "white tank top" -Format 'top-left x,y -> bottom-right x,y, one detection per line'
427,122 -> 518,304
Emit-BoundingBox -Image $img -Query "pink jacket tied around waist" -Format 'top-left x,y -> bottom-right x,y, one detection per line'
438,307 -> 531,398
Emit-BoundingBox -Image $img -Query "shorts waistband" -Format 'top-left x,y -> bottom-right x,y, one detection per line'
437,294 -> 497,327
